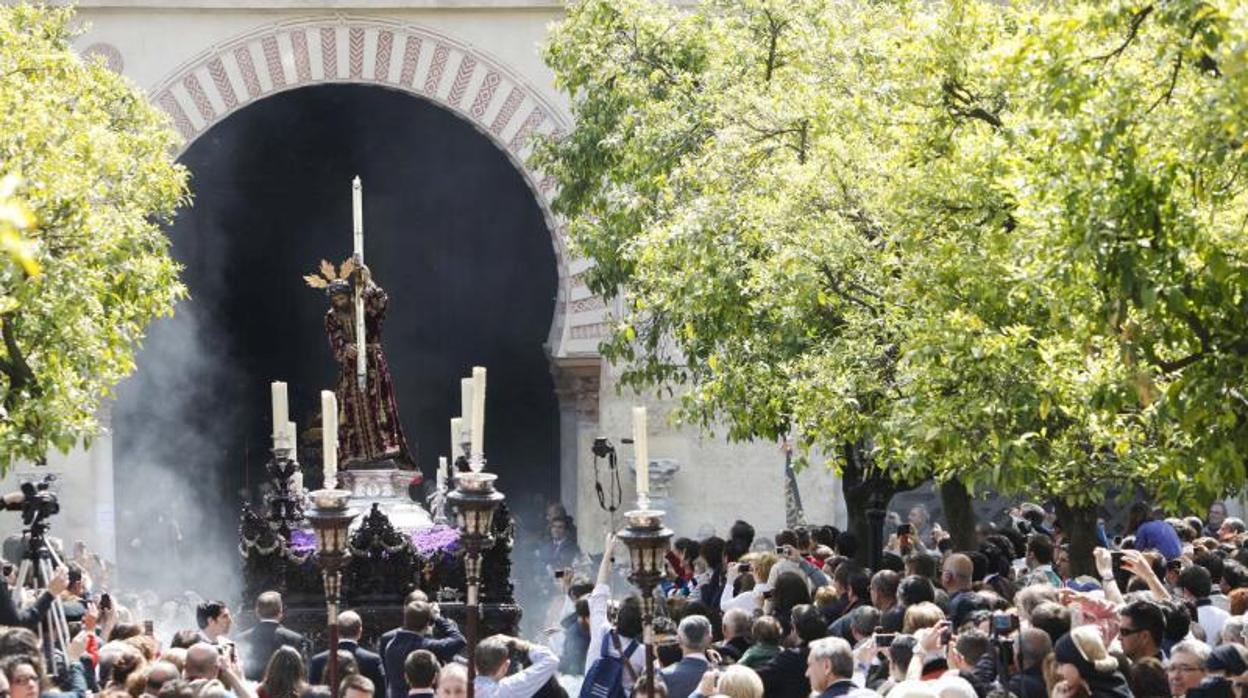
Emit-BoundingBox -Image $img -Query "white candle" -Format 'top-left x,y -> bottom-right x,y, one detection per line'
352,176 -> 363,243
460,377 -> 474,445
451,417 -> 463,455
470,366 -> 487,460
287,420 -> 297,461
437,456 -> 447,492
321,390 -> 338,483
271,382 -> 288,445
633,406 -> 649,498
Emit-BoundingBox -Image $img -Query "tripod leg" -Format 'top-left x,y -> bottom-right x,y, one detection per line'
14,559 -> 32,590
37,558 -> 71,673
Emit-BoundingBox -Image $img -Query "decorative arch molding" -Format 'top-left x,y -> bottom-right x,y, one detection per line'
148,15 -> 607,358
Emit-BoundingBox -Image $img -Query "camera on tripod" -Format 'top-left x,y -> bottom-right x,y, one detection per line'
3,475 -> 60,528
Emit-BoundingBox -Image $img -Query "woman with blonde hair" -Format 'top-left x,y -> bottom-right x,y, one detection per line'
901,601 -> 945,634
693,665 -> 763,698
714,665 -> 764,698
435,662 -> 468,698
1053,626 -> 1131,698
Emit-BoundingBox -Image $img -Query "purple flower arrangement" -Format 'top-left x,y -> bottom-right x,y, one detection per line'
290,529 -> 316,553
411,524 -> 461,557
287,525 -> 460,557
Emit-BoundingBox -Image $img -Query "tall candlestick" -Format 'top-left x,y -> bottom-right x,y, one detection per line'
437,456 -> 447,493
321,390 -> 338,484
271,382 -> 288,447
451,417 -> 463,455
460,377 -> 474,446
352,176 -> 363,242
633,406 -> 649,499
351,177 -> 366,393
470,366 -> 487,461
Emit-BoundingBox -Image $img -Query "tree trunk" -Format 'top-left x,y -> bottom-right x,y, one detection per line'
845,490 -> 872,568
939,478 -> 977,552
841,442 -> 904,569
1056,501 -> 1099,578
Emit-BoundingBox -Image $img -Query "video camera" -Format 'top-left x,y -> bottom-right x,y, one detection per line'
3,475 -> 60,528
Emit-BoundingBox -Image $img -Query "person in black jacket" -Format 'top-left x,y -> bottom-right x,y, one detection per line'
309,610 -> 385,693
758,604 -> 826,698
0,561 -> 66,629
712,608 -> 753,662
237,591 -> 309,681
1007,628 -> 1051,698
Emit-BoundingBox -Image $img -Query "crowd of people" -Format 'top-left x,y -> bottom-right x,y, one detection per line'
2,498 -> 1248,698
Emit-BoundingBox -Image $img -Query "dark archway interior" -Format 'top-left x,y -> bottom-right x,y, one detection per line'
113,84 -> 559,593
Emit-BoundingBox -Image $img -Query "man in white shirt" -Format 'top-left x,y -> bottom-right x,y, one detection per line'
473,635 -> 558,698
1177,565 -> 1229,645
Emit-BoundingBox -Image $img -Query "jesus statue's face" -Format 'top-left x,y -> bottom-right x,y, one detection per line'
331,292 -> 352,311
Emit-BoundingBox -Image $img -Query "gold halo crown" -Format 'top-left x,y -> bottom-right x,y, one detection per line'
303,258 -> 355,290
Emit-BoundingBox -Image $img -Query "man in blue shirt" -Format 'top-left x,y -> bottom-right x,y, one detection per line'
1128,502 -> 1182,560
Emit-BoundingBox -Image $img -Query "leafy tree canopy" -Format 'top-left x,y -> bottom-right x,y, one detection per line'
0,4 -> 189,471
536,0 -> 1248,512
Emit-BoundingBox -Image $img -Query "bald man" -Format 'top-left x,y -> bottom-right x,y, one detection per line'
941,554 -> 976,628
144,661 -> 181,697
185,642 -> 257,698
184,643 -> 221,682
310,610 -> 386,694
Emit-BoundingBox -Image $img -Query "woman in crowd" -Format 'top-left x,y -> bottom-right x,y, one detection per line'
693,665 -> 763,698
1053,626 -> 1131,698
258,647 -> 309,698
1,656 -> 42,698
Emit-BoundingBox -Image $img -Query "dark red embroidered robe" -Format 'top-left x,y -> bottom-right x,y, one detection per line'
325,283 -> 412,468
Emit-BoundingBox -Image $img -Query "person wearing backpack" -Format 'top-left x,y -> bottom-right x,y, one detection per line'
581,534 -> 646,697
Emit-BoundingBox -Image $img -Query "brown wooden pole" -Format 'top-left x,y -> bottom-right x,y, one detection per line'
466,590 -> 479,698
327,610 -> 340,698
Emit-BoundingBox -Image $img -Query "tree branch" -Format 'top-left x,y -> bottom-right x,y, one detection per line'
1086,5 -> 1155,63
0,316 -> 34,407
820,265 -> 881,315
1145,309 -> 1211,374
941,78 -> 1003,129
1148,52 -> 1182,113
761,9 -> 790,82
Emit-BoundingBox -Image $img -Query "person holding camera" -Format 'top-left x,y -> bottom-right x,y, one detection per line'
382,601 -> 466,698
473,635 -> 557,698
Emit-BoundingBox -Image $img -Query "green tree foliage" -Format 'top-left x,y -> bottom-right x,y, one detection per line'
0,5 -> 189,471
536,0 -> 1248,551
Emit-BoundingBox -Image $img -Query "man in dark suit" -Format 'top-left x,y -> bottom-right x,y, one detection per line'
377,589 -> 428,652
659,615 -> 713,698
381,601 -> 466,698
236,591 -> 309,681
310,610 -> 385,693
805,636 -> 860,698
